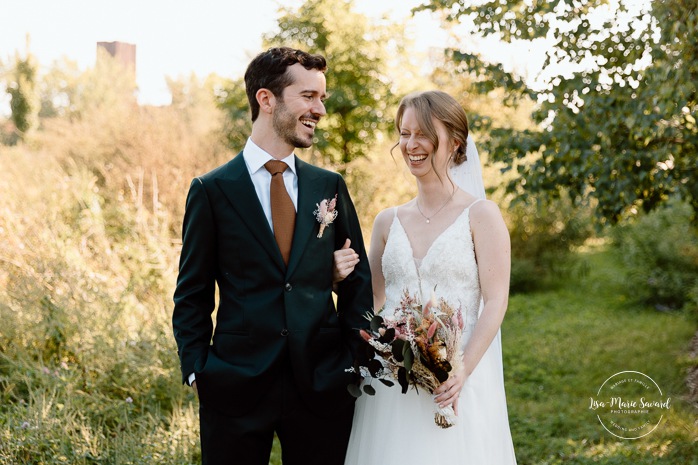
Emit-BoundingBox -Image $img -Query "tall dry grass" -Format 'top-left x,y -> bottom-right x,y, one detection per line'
0,97 -> 230,462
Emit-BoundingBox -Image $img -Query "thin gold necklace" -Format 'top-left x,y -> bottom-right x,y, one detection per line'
416,189 -> 456,224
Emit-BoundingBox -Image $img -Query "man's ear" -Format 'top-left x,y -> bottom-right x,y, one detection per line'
256,89 -> 276,116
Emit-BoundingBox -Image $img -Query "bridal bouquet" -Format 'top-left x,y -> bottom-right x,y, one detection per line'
348,289 -> 464,428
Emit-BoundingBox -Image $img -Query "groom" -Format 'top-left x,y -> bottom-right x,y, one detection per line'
172,47 -> 372,465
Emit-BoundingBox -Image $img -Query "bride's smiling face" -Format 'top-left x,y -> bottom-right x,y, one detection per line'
399,107 -> 453,179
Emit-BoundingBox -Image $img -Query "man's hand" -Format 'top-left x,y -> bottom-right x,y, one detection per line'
333,238 -> 359,284
192,380 -> 198,397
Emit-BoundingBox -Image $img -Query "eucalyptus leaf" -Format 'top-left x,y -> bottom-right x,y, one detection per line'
370,315 -> 384,332
364,344 -> 376,360
403,344 -> 414,373
367,359 -> 383,377
347,383 -> 362,398
397,367 -> 409,394
391,339 -> 405,362
379,378 -> 395,387
378,327 -> 395,343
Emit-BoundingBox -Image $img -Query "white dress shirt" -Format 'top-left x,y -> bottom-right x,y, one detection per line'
188,138 -> 298,387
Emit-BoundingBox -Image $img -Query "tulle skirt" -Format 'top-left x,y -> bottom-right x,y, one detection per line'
344,330 -> 517,465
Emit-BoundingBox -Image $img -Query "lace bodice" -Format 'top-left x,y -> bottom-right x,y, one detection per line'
381,204 -> 482,344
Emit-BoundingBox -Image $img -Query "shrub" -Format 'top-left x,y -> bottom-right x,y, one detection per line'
611,199 -> 698,313
0,90 -> 223,463
504,194 -> 595,293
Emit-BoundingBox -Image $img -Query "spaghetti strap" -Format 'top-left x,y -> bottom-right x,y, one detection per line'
467,198 -> 485,221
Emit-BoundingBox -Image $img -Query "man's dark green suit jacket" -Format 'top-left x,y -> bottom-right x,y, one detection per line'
172,152 -> 372,417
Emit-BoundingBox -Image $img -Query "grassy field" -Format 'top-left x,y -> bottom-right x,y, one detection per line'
266,243 -> 697,464
1,242 -> 695,464
502,244 -> 697,465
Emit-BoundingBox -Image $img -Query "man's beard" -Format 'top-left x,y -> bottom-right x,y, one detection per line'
272,98 -> 314,149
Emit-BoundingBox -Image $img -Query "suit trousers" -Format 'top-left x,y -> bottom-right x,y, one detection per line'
199,353 -> 355,465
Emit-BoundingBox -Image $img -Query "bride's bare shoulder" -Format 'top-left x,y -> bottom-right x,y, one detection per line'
373,207 -> 396,230
373,201 -> 411,236
469,199 -> 507,231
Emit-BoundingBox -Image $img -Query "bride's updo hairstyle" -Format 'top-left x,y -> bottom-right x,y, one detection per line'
393,90 -> 470,167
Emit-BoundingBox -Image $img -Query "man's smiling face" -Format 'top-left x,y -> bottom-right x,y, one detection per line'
271,63 -> 327,149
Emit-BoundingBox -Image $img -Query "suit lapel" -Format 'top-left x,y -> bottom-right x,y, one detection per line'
286,158 -> 326,277
214,153 -> 286,269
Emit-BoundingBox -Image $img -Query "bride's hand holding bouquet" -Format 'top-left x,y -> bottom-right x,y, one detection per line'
348,289 -> 465,428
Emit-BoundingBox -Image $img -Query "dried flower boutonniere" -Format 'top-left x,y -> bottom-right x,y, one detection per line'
314,194 -> 338,238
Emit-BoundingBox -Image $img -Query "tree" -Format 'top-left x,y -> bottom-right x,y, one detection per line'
215,76 -> 252,153
37,57 -> 82,118
74,48 -> 137,116
250,0 -> 400,167
34,50 -> 137,121
167,72 -> 227,136
418,0 -> 697,224
5,45 -> 39,139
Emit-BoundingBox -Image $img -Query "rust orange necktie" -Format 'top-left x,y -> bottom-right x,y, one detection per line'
264,160 -> 296,265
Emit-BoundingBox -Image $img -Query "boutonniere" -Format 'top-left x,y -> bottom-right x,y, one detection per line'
314,194 -> 338,238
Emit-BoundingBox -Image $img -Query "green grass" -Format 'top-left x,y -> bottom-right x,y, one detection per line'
1,240 -> 695,464
269,244 -> 696,464
502,244 -> 697,465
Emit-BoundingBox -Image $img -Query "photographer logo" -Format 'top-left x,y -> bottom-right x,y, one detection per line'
589,371 -> 671,439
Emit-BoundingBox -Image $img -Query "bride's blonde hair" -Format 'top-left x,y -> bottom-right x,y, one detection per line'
392,91 -> 470,167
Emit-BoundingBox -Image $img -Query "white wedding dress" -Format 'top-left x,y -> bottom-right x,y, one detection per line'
344,202 -> 517,464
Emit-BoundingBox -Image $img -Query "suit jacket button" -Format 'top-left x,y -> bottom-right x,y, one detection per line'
280,329 -> 289,336
284,283 -> 292,291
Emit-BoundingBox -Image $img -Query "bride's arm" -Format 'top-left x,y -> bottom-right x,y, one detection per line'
368,209 -> 392,312
434,199 -> 511,409
462,200 -> 511,374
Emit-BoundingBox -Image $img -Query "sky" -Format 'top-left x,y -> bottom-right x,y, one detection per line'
1,0 -> 458,107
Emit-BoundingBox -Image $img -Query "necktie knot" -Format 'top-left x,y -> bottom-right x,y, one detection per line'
265,160 -> 288,176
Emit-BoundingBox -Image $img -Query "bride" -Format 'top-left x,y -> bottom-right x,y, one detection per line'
336,90 -> 517,464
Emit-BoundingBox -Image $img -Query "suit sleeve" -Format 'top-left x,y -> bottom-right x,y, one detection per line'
172,178 -> 217,384
333,175 -> 373,358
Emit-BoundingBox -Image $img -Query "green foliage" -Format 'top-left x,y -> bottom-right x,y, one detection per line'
1,9 -> 695,464
611,199 -> 698,313
0,66 -> 231,462
36,57 -> 82,118
168,72 -> 227,137
215,76 -> 252,152
31,50 -> 138,122
5,48 -> 39,139
505,193 -> 594,293
419,0 -> 698,225
0,148 -> 200,463
503,247 -> 697,465
261,0 -> 399,167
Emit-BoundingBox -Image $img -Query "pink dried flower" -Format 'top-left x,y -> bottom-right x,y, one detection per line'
427,321 -> 438,340
314,194 -> 338,238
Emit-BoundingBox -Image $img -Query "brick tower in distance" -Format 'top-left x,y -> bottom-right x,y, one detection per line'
96,41 -> 136,77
